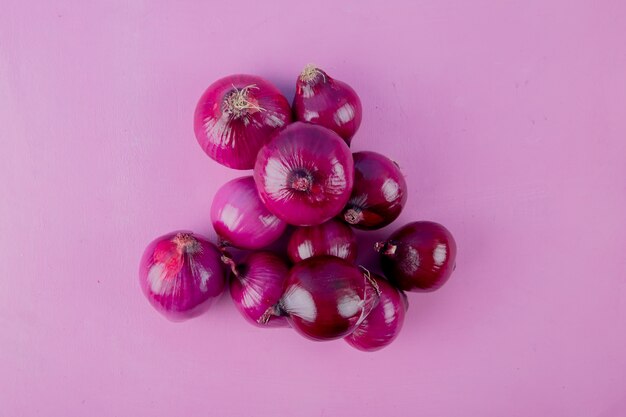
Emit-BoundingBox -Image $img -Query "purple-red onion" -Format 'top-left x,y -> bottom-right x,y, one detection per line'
138,231 -> 226,321
376,221 -> 457,292
293,65 -> 362,145
342,151 -> 408,230
287,219 -> 358,263
254,122 -> 354,226
228,251 -> 289,327
211,176 -> 287,250
194,74 -> 292,169
345,274 -> 408,351
280,256 -> 380,341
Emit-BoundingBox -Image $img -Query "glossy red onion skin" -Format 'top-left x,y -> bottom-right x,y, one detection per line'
293,67 -> 362,145
229,252 -> 289,327
211,176 -> 287,250
254,122 -> 354,226
343,151 -> 408,230
377,221 -> 457,292
138,231 -> 226,321
345,275 -> 407,352
281,256 -> 379,341
287,219 -> 358,263
194,74 -> 292,169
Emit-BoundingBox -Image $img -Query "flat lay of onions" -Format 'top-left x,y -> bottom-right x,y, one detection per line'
140,65 -> 458,351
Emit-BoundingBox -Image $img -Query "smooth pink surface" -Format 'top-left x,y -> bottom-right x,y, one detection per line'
1,1 -> 625,416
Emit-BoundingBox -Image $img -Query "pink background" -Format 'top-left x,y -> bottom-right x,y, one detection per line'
1,1 -> 625,416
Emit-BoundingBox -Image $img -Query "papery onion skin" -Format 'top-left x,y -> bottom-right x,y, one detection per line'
342,151 -> 408,230
293,65 -> 362,145
280,256 -> 380,341
376,221 -> 457,292
345,274 -> 408,352
287,219 -> 358,263
211,176 -> 287,250
194,74 -> 292,169
139,231 -> 226,321
229,251 -> 289,327
254,122 -> 354,226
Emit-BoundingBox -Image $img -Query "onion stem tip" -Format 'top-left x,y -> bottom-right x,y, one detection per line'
344,208 -> 363,224
300,64 -> 324,83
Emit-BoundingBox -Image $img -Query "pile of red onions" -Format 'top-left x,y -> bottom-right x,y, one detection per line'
139,65 -> 458,352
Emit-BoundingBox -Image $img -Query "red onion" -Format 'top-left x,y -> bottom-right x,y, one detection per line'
194,74 -> 292,169
138,231 -> 226,321
280,256 -> 380,341
287,219 -> 358,263
293,65 -> 362,145
345,275 -> 408,352
342,151 -> 408,230
376,221 -> 457,292
211,176 -> 287,250
254,122 -> 354,226
227,251 -> 289,327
